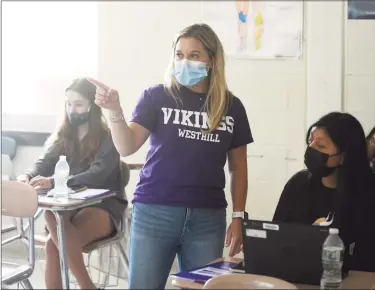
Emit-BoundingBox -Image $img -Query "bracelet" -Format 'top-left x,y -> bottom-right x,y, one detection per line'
109,108 -> 125,123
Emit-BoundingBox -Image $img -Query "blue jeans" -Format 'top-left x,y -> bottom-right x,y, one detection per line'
129,203 -> 227,289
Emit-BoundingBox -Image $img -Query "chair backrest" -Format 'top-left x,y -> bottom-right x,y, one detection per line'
120,161 -> 130,188
1,154 -> 13,178
203,273 -> 297,289
1,181 -> 38,218
1,136 -> 17,160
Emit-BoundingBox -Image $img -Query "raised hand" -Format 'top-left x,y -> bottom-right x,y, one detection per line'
87,77 -> 122,112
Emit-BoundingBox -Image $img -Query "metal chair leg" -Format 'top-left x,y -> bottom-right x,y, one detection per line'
1,224 -> 17,234
114,242 -> 129,275
20,279 -> 33,289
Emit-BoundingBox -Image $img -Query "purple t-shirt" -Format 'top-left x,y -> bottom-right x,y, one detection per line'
130,84 -> 253,208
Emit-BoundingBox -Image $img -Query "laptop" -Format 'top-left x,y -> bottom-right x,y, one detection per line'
238,219 -> 348,285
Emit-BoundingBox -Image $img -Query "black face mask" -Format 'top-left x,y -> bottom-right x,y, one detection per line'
68,112 -> 90,127
304,146 -> 340,177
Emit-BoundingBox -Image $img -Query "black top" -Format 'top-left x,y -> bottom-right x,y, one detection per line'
26,133 -> 127,224
273,170 -> 375,272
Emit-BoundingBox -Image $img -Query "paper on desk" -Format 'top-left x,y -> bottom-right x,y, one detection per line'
38,188 -> 74,196
69,189 -> 111,200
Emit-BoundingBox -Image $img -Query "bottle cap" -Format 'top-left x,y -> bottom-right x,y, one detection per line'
59,155 -> 67,161
329,228 -> 339,235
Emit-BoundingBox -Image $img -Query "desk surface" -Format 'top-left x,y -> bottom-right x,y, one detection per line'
127,162 -> 144,170
38,191 -> 116,212
171,258 -> 375,289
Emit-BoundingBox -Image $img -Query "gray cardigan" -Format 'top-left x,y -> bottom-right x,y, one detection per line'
27,134 -> 127,224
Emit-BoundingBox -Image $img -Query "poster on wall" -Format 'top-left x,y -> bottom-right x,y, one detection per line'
348,0 -> 375,19
201,1 -> 303,59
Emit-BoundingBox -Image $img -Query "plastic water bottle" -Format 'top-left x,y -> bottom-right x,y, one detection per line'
53,155 -> 70,202
320,228 -> 345,290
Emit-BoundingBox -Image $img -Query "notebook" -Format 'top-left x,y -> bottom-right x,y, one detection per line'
39,188 -> 111,200
170,261 -> 241,284
37,186 -> 86,196
69,188 -> 112,200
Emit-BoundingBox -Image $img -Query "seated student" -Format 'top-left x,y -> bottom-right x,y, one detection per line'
366,126 -> 375,173
273,112 -> 375,272
17,78 -> 127,289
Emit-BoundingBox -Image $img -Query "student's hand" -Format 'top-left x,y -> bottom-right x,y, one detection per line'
87,77 -> 122,113
225,218 -> 243,257
29,176 -> 53,190
17,174 -> 30,184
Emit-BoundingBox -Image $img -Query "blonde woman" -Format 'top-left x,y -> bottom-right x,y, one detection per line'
89,23 -> 253,289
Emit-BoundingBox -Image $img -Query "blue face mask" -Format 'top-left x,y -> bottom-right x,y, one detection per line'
173,59 -> 208,87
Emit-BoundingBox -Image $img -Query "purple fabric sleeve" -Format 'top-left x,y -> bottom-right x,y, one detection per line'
229,98 -> 253,150
129,88 -> 158,132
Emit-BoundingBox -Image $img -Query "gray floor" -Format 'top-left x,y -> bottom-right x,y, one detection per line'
2,239 -> 178,289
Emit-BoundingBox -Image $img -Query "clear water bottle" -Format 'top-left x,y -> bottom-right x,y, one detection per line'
320,228 -> 345,290
53,155 -> 70,202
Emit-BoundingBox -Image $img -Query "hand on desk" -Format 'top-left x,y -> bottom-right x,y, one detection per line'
29,176 -> 53,190
225,218 -> 243,257
17,174 -> 30,184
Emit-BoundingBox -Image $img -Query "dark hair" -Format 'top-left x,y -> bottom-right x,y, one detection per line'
48,78 -> 108,164
306,112 -> 374,231
65,77 -> 97,102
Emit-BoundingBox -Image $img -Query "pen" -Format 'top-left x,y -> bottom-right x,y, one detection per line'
73,186 -> 88,193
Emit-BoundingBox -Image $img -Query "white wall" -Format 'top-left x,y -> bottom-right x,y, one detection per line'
5,1 -> 375,245
306,1 -> 345,126
344,18 -> 375,134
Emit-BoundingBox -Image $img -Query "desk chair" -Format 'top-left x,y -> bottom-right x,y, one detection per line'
203,273 -> 297,289
81,208 -> 130,288
1,181 -> 37,289
72,161 -> 132,288
1,154 -> 13,179
1,154 -> 18,237
1,136 -> 17,160
1,154 -> 42,248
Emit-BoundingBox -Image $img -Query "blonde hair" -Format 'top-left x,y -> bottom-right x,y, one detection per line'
164,23 -> 231,133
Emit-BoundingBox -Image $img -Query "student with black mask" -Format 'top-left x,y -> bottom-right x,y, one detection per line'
273,112 -> 375,272
17,78 -> 127,289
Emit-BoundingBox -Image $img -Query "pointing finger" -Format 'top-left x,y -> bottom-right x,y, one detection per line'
87,77 -> 110,91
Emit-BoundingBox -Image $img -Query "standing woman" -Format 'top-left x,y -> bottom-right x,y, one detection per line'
89,23 -> 253,289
